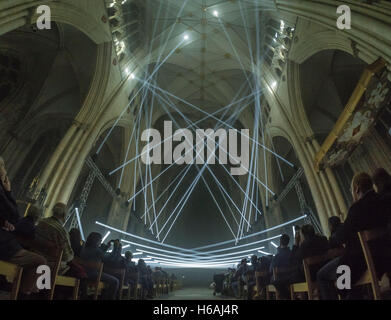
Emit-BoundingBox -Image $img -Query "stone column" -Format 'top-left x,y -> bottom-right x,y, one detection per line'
310,139 -> 341,218
36,122 -> 79,194
311,139 -> 348,218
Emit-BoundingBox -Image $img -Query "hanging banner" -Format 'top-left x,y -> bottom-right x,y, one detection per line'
315,58 -> 391,171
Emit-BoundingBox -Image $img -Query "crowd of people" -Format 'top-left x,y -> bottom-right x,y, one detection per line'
215,169 -> 391,300
0,156 -> 177,300
2,150 -> 391,299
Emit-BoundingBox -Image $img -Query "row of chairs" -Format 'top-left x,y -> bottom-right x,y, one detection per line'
0,250 -> 182,300
256,228 -> 389,300
0,249 -> 79,300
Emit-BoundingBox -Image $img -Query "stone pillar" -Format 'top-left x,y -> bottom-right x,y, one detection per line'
36,122 -> 79,194
311,139 -> 348,218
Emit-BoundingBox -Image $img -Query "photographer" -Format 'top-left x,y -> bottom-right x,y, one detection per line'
103,239 -> 126,268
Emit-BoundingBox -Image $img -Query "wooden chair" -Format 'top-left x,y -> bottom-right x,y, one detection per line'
48,250 -> 63,300
77,260 -> 104,300
158,279 -> 164,296
290,247 -> 345,300
356,228 -> 389,300
127,272 -> 138,299
136,283 -> 142,299
55,275 -> 80,300
0,261 -> 23,300
267,267 -> 292,300
103,266 -> 129,300
15,236 -> 80,300
164,279 -> 169,294
47,251 -> 80,300
254,271 -> 268,299
266,283 -> 278,300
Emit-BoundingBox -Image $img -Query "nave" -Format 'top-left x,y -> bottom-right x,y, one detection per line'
1,0 -> 391,302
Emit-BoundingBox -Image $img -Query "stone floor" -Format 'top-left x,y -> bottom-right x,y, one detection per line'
158,287 -> 236,300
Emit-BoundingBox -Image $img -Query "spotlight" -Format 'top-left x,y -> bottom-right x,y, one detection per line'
183,34 -> 189,40
213,10 -> 219,17
130,73 -> 135,79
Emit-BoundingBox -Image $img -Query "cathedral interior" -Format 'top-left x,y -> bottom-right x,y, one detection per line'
1,0 -> 391,302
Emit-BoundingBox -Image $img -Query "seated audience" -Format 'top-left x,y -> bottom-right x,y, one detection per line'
254,255 -> 272,298
270,234 -> 291,273
373,168 -> 391,228
35,203 -> 74,275
170,273 -> 176,291
273,224 -> 329,299
146,265 -> 154,297
222,268 -> 234,296
317,172 -> 391,300
245,255 -> 258,299
231,258 -> 248,298
80,232 -> 119,300
137,258 -> 149,299
373,167 -> 391,197
328,216 -> 344,249
291,224 -> 329,265
13,205 -> 42,240
124,251 -> 138,288
0,156 -> 46,299
104,239 -> 126,268
69,228 -> 84,258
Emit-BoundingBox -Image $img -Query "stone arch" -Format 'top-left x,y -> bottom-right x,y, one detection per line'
30,1 -> 112,45
266,126 -> 322,232
289,30 -> 355,65
0,21 -> 100,202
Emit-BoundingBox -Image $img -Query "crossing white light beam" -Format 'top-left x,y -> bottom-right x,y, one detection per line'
109,88 -> 261,177
191,215 -> 307,251
150,90 -> 251,229
201,175 -> 237,241
75,208 -> 85,242
101,231 -> 111,244
143,80 -> 294,168
258,250 -> 273,256
146,84 -> 271,216
122,234 -> 281,260
96,37 -> 186,155
121,239 -> 265,261
138,246 -> 266,261
271,241 -> 279,248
